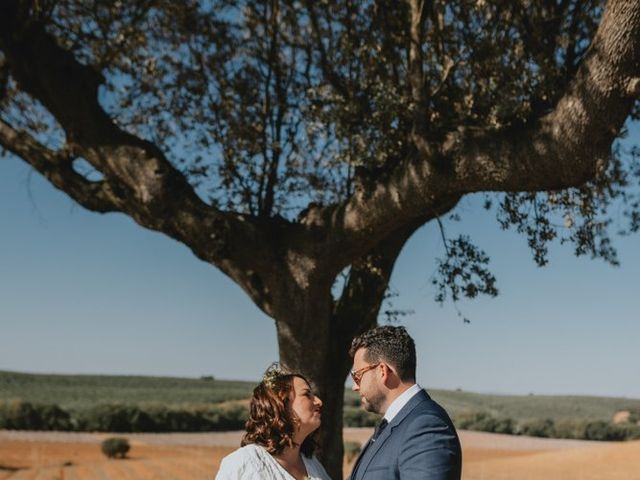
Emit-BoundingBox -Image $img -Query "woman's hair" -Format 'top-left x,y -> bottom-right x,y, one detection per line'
241,366 -> 316,457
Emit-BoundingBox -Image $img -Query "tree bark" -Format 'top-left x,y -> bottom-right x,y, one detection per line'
274,222 -> 419,479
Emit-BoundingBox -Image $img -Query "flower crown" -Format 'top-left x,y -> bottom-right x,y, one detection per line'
262,362 -> 289,389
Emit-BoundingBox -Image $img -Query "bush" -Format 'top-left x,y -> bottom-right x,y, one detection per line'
343,392 -> 362,408
519,418 -> 555,438
343,407 -> 379,427
553,419 -> 590,439
152,407 -> 201,432
343,440 -> 361,463
454,411 -> 515,434
205,402 -> 249,431
73,401 -> 250,433
583,421 -> 630,441
77,404 -> 142,432
0,400 -> 73,430
101,437 -> 130,459
0,400 -> 40,429
619,422 -> 640,440
628,409 -> 640,424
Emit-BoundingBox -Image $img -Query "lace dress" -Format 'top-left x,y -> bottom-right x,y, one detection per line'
215,444 -> 332,480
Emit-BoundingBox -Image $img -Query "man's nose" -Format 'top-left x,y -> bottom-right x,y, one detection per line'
315,396 -> 323,407
352,382 -> 359,392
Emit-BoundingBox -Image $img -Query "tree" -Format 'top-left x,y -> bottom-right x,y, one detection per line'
1,0 -> 639,476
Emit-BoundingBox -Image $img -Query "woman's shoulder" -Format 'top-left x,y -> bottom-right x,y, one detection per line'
220,444 -> 266,465
216,444 -> 272,479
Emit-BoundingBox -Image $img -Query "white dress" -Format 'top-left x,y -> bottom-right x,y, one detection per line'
215,444 -> 332,480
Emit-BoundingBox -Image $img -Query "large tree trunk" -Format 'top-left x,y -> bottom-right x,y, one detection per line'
278,313 -> 353,480
274,273 -> 349,480
276,224 -> 418,479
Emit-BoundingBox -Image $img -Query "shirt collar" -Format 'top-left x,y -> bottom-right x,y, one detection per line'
383,383 -> 422,423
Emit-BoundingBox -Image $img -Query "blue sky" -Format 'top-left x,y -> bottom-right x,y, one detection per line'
1,145 -> 639,399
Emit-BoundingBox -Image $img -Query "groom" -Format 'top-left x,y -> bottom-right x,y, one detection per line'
348,326 -> 462,480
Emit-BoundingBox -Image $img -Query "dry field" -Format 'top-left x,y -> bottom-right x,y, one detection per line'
1,429 -> 640,480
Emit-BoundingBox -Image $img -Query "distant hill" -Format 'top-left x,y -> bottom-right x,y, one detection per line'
425,389 -> 640,422
0,370 -> 254,410
3,370 -> 640,423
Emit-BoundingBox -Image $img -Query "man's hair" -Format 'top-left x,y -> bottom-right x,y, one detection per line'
349,325 -> 416,382
242,372 -> 316,456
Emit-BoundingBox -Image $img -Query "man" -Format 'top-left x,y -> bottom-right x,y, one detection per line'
349,325 -> 461,480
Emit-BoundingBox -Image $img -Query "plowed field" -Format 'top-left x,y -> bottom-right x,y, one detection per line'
2,429 -> 639,480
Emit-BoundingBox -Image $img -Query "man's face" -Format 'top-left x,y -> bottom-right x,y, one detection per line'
351,348 -> 386,414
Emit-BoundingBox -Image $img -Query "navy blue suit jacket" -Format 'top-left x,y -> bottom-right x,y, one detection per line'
350,389 -> 461,480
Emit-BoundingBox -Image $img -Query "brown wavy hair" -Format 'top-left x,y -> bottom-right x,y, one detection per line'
241,373 -> 316,457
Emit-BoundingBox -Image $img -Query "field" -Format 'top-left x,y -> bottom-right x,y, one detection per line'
2,429 -> 640,480
4,370 -> 640,423
0,371 -> 254,410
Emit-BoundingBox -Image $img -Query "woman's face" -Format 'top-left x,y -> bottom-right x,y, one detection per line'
290,376 -> 323,436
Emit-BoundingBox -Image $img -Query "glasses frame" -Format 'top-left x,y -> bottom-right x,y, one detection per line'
350,363 -> 380,386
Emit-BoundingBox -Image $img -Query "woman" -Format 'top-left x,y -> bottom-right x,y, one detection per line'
216,364 -> 332,480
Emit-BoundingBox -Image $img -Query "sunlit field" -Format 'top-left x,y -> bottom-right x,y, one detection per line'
2,429 -> 640,480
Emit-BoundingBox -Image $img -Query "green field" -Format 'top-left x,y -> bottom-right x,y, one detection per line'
426,389 -> 640,422
345,388 -> 640,424
3,370 -> 640,423
0,370 -> 254,410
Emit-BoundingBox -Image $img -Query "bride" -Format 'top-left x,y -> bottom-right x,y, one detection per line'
215,364 -> 332,480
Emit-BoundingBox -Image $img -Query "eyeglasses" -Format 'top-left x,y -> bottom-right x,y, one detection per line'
350,363 -> 380,386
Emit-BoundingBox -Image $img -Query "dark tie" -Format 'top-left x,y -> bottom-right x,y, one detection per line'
351,419 -> 389,479
372,418 -> 388,442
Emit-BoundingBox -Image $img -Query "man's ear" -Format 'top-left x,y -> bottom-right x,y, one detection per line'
380,363 -> 400,389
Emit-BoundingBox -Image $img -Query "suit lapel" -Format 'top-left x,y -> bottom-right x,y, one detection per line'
350,436 -> 372,480
353,390 -> 429,479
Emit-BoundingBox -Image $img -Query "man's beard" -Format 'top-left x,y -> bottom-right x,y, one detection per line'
362,389 -> 385,415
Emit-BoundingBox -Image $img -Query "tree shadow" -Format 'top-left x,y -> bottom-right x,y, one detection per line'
0,464 -> 23,473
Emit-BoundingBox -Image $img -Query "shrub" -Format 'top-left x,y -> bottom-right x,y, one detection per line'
37,404 -> 73,430
343,407 -> 379,427
454,411 -> 515,434
343,393 -> 362,408
584,421 -> 629,441
0,400 -> 73,430
493,417 -> 516,434
519,418 -> 555,438
0,400 -> 40,429
620,423 -> 640,440
77,404 -> 138,432
553,419 -> 590,439
205,402 -> 249,431
628,409 -> 640,424
343,441 -> 361,463
101,437 -> 130,459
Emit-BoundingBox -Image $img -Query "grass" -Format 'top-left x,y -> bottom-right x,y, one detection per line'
347,388 -> 640,423
431,388 -> 640,422
3,370 -> 640,423
0,370 -> 254,410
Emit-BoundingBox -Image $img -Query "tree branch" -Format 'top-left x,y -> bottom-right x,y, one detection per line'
408,0 -> 430,155
303,0 -> 640,263
332,221 -> 420,350
304,0 -> 351,101
0,119 -> 117,212
0,3 -> 291,318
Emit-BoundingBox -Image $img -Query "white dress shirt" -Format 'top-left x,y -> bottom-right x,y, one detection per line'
383,383 -> 422,423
